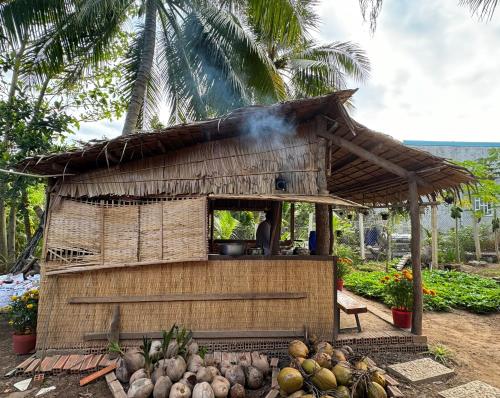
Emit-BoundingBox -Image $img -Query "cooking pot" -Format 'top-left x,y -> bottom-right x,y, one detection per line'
219,242 -> 246,255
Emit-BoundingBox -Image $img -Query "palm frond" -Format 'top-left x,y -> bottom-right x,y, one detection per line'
459,0 -> 498,19
358,0 -> 383,33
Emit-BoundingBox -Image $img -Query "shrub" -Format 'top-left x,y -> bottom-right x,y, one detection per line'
5,289 -> 39,334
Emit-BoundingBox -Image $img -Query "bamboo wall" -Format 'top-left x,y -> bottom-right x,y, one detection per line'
36,259 -> 334,350
45,197 -> 207,274
55,130 -> 321,198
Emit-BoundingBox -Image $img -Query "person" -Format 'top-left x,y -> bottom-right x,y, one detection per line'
256,210 -> 272,255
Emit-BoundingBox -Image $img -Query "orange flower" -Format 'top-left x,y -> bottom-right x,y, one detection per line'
405,274 -> 413,281
430,290 -> 437,296
380,278 -> 386,284
384,275 -> 390,281
423,288 -> 430,295
394,273 -> 401,278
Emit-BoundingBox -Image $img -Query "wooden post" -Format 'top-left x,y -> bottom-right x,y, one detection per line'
316,203 -> 330,255
431,203 -> 438,270
359,212 -> 365,260
270,201 -> 282,255
473,215 -> 481,261
408,175 -> 423,335
332,256 -> 339,342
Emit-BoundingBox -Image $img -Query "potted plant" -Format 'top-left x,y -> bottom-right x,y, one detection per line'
380,270 -> 435,329
5,289 -> 39,354
336,257 -> 353,291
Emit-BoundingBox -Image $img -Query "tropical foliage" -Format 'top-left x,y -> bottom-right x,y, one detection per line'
345,269 -> 500,313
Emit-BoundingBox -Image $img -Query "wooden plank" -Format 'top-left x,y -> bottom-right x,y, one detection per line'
336,290 -> 367,314
265,390 -> 279,398
108,379 -> 127,398
53,355 -> 69,373
40,356 -> 60,373
387,385 -> 404,397
24,358 -> 41,374
80,363 -> 117,386
385,374 -> 400,386
270,358 -> 279,368
85,329 -> 306,341
70,292 -> 307,304
105,372 -> 117,384
271,368 -> 279,389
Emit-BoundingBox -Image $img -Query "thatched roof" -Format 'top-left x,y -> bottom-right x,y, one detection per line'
16,89 -> 473,205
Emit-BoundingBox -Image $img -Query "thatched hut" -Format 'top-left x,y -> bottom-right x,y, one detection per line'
17,90 -> 473,352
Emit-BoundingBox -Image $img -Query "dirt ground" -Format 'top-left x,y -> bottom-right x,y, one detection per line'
459,261 -> 500,278
1,298 -> 499,398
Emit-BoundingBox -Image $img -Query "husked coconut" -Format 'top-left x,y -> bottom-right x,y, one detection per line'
244,366 -> 263,390
188,354 -> 204,373
167,341 -> 179,358
129,369 -> 148,385
207,366 -> 220,380
124,348 -> 145,374
150,340 -> 163,360
250,352 -> 270,375
220,362 -> 230,376
128,378 -> 154,398
180,371 -> 197,390
170,382 -> 192,398
211,376 -> 230,398
229,384 -> 245,398
187,341 -> 199,356
154,376 -> 173,398
237,353 -> 251,367
192,382 -> 215,398
166,356 -> 187,382
331,349 -> 346,363
152,366 -> 167,385
315,342 -> 334,356
225,365 -> 245,386
312,352 -> 331,369
116,358 -> 130,383
197,367 -> 214,383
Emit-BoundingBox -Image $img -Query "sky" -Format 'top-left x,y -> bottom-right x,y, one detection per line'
79,0 -> 500,143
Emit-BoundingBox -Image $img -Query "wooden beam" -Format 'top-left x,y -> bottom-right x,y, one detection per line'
316,203 -> 330,255
409,175 -> 423,335
85,329 -> 306,341
69,292 -> 308,304
318,131 -> 430,187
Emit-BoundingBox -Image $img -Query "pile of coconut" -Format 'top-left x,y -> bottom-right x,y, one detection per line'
111,327 -> 270,398
277,340 -> 389,398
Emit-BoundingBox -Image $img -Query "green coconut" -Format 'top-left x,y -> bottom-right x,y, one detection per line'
335,386 -> 350,398
287,390 -> 306,398
288,340 -> 309,358
331,349 -> 346,362
277,368 -> 304,394
301,359 -> 320,375
311,368 -> 337,391
354,361 -> 368,371
332,362 -> 352,386
367,381 -> 387,398
371,371 -> 386,388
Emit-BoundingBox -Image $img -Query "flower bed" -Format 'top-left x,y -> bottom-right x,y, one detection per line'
344,270 -> 500,314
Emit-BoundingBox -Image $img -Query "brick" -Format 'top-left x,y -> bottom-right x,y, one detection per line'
53,355 -> 69,373
16,356 -> 35,371
39,356 -> 60,373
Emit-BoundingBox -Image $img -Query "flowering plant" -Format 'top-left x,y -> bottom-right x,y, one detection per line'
337,257 -> 353,279
5,289 -> 39,334
380,270 -> 435,311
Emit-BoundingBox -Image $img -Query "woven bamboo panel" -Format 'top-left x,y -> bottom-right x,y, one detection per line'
35,259 -> 334,350
45,197 -> 207,273
56,133 -> 320,198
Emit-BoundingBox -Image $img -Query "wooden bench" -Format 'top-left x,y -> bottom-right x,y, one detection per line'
336,290 -> 367,333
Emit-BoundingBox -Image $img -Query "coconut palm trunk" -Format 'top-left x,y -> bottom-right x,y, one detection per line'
121,0 -> 157,135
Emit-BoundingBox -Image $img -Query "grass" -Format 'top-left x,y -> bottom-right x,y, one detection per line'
426,343 -> 454,366
344,268 -> 500,314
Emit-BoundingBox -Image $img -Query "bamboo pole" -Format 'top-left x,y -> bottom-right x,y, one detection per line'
332,256 -> 339,342
431,203 -> 438,270
409,175 -> 423,335
358,213 -> 365,260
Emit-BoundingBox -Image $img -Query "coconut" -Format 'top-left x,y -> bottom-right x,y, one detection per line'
287,390 -> 306,398
166,356 -> 187,382
154,376 -> 173,398
341,346 -> 354,356
187,341 -> 199,356
167,341 -> 179,358
188,355 -> 204,373
277,367 -> 304,394
116,358 -> 130,383
367,381 -> 387,398
335,386 -> 350,398
130,369 -> 148,385
301,359 -> 320,375
197,367 -> 214,383
315,342 -> 334,356
150,340 -> 163,360
331,349 -> 346,363
229,384 -> 245,398
371,371 -> 386,388
311,368 -> 337,391
193,382 -> 215,398
244,366 -> 263,390
225,365 -> 245,386
312,352 -> 332,369
180,372 -> 197,390
211,376 -> 230,398
124,348 -> 145,374
251,351 -> 270,375
152,366 -> 167,385
128,378 -> 154,398
207,366 -> 220,379
332,362 -> 352,386
288,340 -> 309,358
170,382 -> 192,398
354,361 -> 368,371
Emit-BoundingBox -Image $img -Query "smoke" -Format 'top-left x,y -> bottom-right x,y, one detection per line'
243,109 -> 296,138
